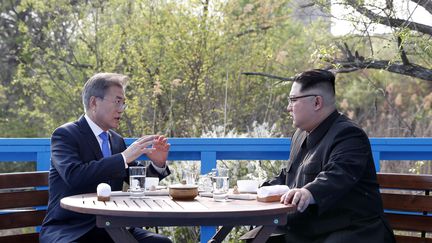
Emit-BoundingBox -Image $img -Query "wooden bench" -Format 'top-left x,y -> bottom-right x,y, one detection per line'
378,173 -> 432,243
0,171 -> 49,243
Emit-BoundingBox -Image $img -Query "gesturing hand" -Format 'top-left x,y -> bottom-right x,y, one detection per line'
280,188 -> 314,212
147,135 -> 170,168
122,135 -> 156,164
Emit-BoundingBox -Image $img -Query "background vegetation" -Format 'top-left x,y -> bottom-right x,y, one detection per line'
1,0 -> 431,241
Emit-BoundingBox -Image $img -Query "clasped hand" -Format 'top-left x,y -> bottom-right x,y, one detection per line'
280,188 -> 314,212
123,135 -> 170,167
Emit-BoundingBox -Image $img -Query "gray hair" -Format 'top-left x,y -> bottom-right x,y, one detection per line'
82,73 -> 129,112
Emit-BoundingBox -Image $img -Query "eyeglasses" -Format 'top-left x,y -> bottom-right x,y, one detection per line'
288,94 -> 318,105
98,97 -> 128,110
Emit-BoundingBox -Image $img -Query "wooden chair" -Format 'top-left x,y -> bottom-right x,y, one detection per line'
0,171 -> 49,243
377,173 -> 432,243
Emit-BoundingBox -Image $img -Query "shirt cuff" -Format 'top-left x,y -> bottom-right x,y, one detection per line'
121,153 -> 128,169
151,161 -> 167,174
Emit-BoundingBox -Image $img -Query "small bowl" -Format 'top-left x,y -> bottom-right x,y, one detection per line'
237,180 -> 259,193
169,184 -> 198,201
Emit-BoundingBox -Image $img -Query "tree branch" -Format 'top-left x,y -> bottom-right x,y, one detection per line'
397,36 -> 410,65
330,59 -> 432,81
415,0 -> 432,15
236,25 -> 272,38
346,0 -> 432,35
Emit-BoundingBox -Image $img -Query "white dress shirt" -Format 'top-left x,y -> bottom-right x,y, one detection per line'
84,114 -> 167,173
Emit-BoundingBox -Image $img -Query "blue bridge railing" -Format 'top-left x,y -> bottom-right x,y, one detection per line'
1,137 -> 432,242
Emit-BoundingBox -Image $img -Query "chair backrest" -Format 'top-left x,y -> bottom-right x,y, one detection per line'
377,173 -> 432,243
0,171 -> 49,243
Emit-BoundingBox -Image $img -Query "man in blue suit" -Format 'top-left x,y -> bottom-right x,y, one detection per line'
40,73 -> 172,243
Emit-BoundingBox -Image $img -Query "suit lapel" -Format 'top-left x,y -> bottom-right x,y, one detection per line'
287,130 -> 307,173
108,131 -> 123,155
77,115 -> 104,160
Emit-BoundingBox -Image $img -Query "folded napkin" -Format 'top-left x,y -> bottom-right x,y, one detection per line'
145,189 -> 169,196
110,190 -> 169,197
198,192 -> 256,200
257,185 -> 289,198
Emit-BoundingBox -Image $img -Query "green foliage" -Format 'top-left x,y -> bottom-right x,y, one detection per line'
1,0 -> 431,240
2,0 -> 326,138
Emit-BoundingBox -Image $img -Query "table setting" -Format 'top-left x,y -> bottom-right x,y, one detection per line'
95,166 -> 290,203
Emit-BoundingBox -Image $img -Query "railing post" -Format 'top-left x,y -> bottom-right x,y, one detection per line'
200,152 -> 216,174
372,151 -> 380,172
37,151 -> 51,171
200,152 -> 217,243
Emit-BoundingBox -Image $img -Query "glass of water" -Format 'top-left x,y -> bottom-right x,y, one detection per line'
182,169 -> 196,185
212,167 -> 229,202
129,166 -> 146,198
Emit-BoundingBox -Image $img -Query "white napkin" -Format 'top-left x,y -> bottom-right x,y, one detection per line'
257,185 -> 289,198
198,192 -> 256,200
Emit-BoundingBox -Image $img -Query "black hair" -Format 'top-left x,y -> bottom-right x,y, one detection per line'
293,69 -> 335,95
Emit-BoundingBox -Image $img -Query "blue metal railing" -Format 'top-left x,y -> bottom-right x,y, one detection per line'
1,137 -> 432,242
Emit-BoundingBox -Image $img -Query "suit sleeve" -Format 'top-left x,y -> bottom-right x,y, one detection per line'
127,158 -> 171,181
304,126 -> 371,214
51,126 -> 126,190
262,168 -> 288,186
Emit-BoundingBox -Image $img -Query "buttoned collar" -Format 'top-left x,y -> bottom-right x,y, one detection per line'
84,114 -> 108,138
305,110 -> 340,149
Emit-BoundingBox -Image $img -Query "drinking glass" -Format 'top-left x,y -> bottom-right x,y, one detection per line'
197,175 -> 213,192
129,166 -> 146,198
212,168 -> 229,202
182,169 -> 196,185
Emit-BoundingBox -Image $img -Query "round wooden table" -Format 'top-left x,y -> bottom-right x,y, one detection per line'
61,193 -> 296,243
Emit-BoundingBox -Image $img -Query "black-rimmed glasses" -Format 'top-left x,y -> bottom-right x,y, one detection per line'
288,94 -> 318,105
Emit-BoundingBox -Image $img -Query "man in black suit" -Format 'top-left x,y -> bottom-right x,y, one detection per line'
40,73 -> 172,243
245,69 -> 395,243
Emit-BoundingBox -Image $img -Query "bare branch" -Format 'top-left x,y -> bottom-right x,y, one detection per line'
330,59 -> 432,81
415,0 -> 432,15
236,25 -> 272,38
397,36 -> 410,65
346,0 -> 432,35
299,3 -> 316,8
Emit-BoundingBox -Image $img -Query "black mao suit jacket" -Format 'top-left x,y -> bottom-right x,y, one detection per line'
40,115 -> 170,242
264,110 -> 395,242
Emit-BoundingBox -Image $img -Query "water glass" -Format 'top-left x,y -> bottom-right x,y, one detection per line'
198,175 -> 213,192
212,168 -> 229,202
129,166 -> 146,198
182,169 -> 196,185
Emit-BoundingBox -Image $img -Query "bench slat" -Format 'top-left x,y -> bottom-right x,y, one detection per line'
394,235 -> 432,243
0,210 -> 46,229
385,213 -> 432,232
0,190 -> 48,209
0,171 -> 48,189
381,193 -> 432,212
378,173 -> 432,191
0,233 -> 40,243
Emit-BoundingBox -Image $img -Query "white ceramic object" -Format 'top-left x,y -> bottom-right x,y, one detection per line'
237,180 -> 259,193
97,183 -> 111,201
145,177 -> 159,190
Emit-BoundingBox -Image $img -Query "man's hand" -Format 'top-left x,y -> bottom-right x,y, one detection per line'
122,136 -> 156,164
146,135 -> 170,168
280,188 -> 314,212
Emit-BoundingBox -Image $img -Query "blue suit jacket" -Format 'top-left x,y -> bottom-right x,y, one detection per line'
40,116 -> 170,242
